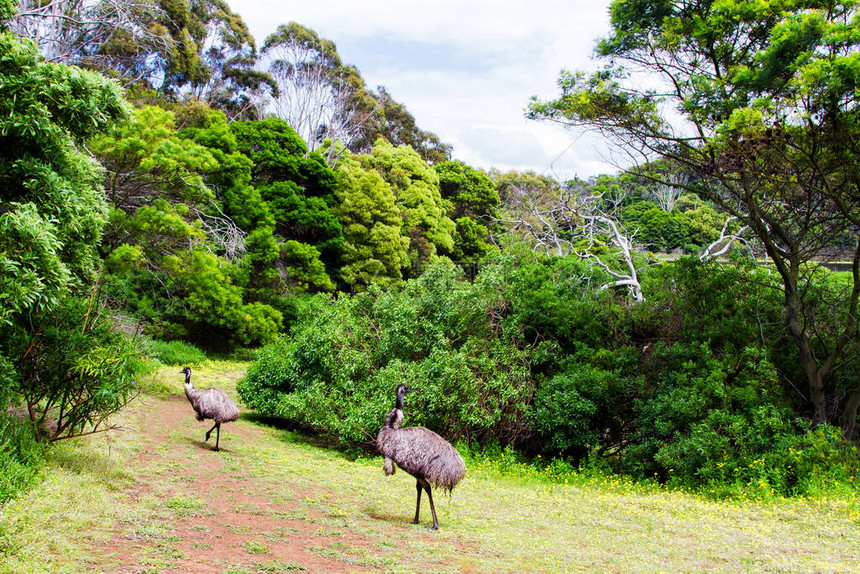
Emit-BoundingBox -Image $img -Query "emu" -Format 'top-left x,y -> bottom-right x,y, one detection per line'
376,384 -> 465,530
181,366 -> 239,451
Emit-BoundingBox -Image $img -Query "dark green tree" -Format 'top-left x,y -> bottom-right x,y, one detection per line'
230,118 -> 343,265
530,0 -> 860,440
436,160 -> 500,261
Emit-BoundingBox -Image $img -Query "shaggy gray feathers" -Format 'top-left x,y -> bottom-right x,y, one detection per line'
377,425 -> 465,492
184,385 -> 240,423
181,366 -> 239,451
376,384 -> 465,529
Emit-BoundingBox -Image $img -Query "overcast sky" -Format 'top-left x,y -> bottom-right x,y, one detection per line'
229,0 -> 621,179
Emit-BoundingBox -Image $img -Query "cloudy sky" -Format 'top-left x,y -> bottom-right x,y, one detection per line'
230,0 -> 621,179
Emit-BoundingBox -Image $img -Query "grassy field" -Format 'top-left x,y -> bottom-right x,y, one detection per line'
1,361 -> 859,573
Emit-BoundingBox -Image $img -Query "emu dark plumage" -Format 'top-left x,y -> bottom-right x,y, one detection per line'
181,366 -> 239,451
376,384 -> 465,529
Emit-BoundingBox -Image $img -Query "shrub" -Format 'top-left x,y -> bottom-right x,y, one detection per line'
144,339 -> 207,366
239,259 -> 540,449
0,413 -> 45,503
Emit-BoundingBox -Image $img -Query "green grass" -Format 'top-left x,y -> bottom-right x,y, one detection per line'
1,361 -> 859,573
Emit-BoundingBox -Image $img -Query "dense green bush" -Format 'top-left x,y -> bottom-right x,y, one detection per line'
4,296 -> 139,443
238,258 -> 562,448
239,253 -> 860,496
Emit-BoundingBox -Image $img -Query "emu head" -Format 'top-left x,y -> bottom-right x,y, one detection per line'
180,367 -> 192,386
395,384 -> 410,409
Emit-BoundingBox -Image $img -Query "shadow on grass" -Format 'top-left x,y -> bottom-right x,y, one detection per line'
184,437 -> 234,454
47,445 -> 132,488
240,412 -> 375,461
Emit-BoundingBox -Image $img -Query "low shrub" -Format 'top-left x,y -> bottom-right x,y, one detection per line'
144,339 -> 207,366
0,412 -> 45,503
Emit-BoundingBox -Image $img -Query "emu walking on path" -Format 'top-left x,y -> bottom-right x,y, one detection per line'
181,367 -> 239,451
376,384 -> 465,529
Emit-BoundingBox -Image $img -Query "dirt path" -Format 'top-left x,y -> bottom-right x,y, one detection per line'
86,388 -> 451,574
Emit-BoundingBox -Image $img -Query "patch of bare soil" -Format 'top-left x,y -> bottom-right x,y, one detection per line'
88,396 -> 383,573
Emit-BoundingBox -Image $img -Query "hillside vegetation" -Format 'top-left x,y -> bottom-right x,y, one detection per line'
2,0 -> 860,528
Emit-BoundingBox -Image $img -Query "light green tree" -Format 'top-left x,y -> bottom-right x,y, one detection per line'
0,20 -> 139,441
364,139 -> 455,276
334,153 -> 409,289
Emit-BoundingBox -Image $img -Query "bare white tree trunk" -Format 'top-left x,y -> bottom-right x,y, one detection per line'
12,0 -> 167,84
699,216 -> 754,261
650,171 -> 687,212
576,214 -> 645,302
498,180 -> 647,302
261,44 -> 375,158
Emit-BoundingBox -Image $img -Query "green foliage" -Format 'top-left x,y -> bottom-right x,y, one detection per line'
436,160 -> 500,261
0,30 -> 136,457
0,411 -> 44,503
4,295 -> 139,443
622,201 -> 691,251
0,32 -> 126,312
103,197 -> 282,347
530,0 -> 860,433
229,118 -> 342,279
91,105 -> 217,213
279,240 -> 336,293
143,339 -> 207,366
534,348 -> 638,457
364,139 -> 456,275
241,249 -> 859,496
333,153 -> 409,289
239,259 -> 541,448
0,204 -> 70,324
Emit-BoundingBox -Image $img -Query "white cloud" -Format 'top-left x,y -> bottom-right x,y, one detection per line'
230,0 -> 622,178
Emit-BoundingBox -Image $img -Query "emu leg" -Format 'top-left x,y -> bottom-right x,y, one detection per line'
424,482 -> 439,530
412,479 -> 423,524
213,422 -> 221,451
205,422 -> 217,442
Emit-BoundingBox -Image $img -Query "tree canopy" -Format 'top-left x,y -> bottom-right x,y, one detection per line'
530,0 -> 860,439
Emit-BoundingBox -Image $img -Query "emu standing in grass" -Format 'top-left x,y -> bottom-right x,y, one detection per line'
181,367 -> 239,451
376,384 -> 465,530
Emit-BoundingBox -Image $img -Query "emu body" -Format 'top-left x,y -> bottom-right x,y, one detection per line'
376,384 -> 465,529
181,367 -> 239,451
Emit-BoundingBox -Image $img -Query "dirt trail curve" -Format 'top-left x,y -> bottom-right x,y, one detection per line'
87,383 -> 466,574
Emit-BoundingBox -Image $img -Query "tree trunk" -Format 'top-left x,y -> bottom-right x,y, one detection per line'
841,384 -> 860,443
784,283 -> 828,423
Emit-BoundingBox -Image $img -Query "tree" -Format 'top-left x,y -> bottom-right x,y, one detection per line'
8,0 -> 274,117
364,139 -> 456,276
260,23 -> 372,154
498,177 -> 648,302
0,23 -> 137,441
229,117 -> 343,267
436,160 -> 500,261
333,152 -> 409,289
258,23 -> 452,165
529,0 -> 860,439
91,105 -> 217,214
355,86 -> 452,164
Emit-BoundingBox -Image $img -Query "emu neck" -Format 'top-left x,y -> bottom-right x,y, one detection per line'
385,407 -> 404,430
183,378 -> 197,401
